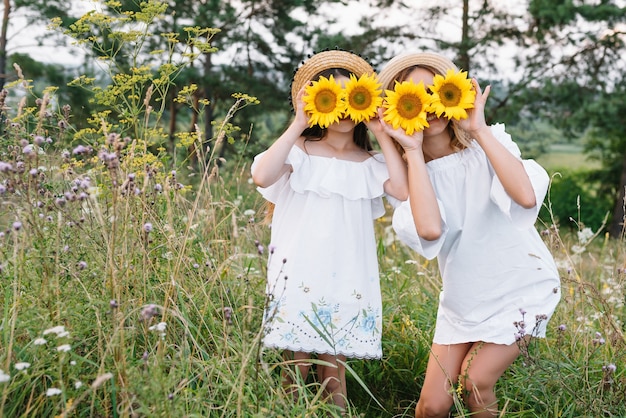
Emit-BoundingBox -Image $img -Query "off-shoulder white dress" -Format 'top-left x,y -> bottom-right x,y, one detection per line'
392,124 -> 561,345
252,145 -> 389,358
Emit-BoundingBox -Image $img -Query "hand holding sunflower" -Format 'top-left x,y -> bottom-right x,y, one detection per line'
429,69 -> 476,121
381,69 -> 476,135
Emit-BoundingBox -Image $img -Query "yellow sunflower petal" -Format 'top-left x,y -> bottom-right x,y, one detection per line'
344,73 -> 383,123
429,69 -> 476,121
303,75 -> 347,128
382,80 -> 432,135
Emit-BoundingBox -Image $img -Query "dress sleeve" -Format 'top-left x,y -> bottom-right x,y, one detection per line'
488,123 -> 550,228
391,198 -> 448,260
250,148 -> 301,203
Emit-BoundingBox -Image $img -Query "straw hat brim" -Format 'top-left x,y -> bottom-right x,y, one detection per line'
290,50 -> 375,111
377,52 -> 459,92
377,52 -> 473,146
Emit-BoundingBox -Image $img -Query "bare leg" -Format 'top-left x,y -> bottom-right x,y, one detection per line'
282,350 -> 312,399
460,342 -> 521,418
317,353 -> 347,411
415,343 -> 472,418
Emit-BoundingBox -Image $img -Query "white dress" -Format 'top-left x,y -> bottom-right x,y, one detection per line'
392,124 -> 561,345
252,145 -> 389,359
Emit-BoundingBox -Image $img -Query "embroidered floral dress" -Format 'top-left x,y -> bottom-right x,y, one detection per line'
392,124 -> 561,345
252,145 -> 389,359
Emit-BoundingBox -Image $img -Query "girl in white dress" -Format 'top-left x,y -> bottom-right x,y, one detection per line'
377,52 -> 561,417
251,50 -> 408,410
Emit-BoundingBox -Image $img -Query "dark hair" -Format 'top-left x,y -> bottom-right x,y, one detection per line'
301,68 -> 373,152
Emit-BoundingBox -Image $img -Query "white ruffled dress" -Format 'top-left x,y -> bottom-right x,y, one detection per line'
392,124 -> 561,345
252,145 -> 389,359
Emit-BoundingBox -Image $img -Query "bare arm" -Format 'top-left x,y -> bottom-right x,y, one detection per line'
367,116 -> 408,201
252,89 -> 309,188
459,79 -> 536,209
381,119 -> 442,240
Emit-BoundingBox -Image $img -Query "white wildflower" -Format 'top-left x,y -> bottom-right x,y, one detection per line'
14,362 -> 30,371
244,209 -> 256,217
404,259 -> 418,265
43,325 -> 66,336
577,227 -> 594,244
74,381 -> 83,389
0,370 -> 10,383
56,344 -> 71,352
148,322 -> 167,332
46,388 -> 62,397
33,338 -> 47,345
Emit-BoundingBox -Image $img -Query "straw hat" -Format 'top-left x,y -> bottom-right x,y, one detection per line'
378,52 -> 473,146
290,49 -> 375,111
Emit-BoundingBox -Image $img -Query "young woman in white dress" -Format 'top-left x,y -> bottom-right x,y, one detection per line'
377,52 -> 561,418
251,50 -> 408,410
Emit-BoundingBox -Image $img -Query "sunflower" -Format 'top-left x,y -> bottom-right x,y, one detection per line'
302,75 -> 346,128
429,69 -> 476,120
382,80 -> 432,135
343,73 -> 383,123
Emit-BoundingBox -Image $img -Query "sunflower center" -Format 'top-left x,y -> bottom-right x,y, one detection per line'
440,83 -> 462,106
397,94 -> 423,119
314,89 -> 338,113
349,87 -> 372,110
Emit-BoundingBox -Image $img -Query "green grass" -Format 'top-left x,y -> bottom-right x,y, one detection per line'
536,143 -> 601,171
0,19 -> 624,416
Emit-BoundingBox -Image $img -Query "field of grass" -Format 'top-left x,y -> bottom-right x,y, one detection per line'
0,105 -> 624,417
1,6 -> 624,415
536,143 -> 601,172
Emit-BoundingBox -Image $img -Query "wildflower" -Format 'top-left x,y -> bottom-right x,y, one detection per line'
603,363 -> 617,373
141,304 -> 159,321
33,338 -> 47,345
12,221 -> 22,231
43,326 -> 67,337
72,145 -> 92,155
34,135 -> 45,145
223,307 -> 233,325
22,144 -> 35,157
303,75 -> 346,128
343,73 -> 383,123
0,161 -> 12,172
77,261 -> 87,270
14,362 -> 30,371
383,80 -> 432,135
577,227 -> 594,244
429,69 -> 476,120
74,381 -> 83,389
57,344 -> 71,352
29,168 -> 38,177
143,223 -> 153,233
46,388 -> 62,396
558,324 -> 566,331
110,299 -> 118,309
148,322 -> 167,332
0,370 -> 10,383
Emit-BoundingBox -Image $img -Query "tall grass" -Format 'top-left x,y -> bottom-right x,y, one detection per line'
1,2 -> 625,417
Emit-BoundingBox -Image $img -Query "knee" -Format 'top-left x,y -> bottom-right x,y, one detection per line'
462,375 -> 496,412
416,397 -> 453,418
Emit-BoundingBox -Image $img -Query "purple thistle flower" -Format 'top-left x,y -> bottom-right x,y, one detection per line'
13,221 -> 22,231
22,144 -> 35,156
143,223 -> 153,233
558,324 -> 566,331
72,145 -> 92,155
77,261 -> 87,270
0,162 -> 12,172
